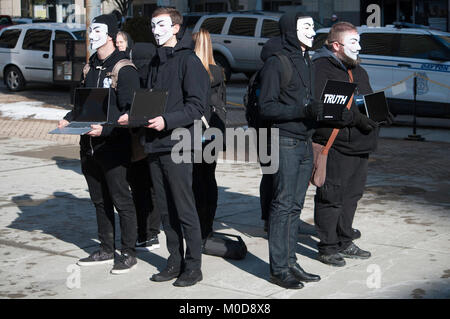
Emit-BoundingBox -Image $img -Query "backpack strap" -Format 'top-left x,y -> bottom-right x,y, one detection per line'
274,52 -> 293,90
106,59 -> 137,89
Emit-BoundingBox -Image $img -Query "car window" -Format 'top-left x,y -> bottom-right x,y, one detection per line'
0,29 -> 21,48
200,17 -> 226,34
72,30 -> 86,40
261,19 -> 280,38
360,33 -> 396,56
397,34 -> 443,59
312,33 -> 328,50
22,29 -> 52,51
55,30 -> 74,41
0,17 -> 12,25
228,18 -> 257,37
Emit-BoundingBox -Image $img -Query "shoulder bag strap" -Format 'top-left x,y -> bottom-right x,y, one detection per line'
321,69 -> 354,155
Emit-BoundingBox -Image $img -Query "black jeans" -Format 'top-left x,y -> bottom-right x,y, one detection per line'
314,148 -> 369,255
260,173 -> 273,221
148,152 -> 202,271
193,160 -> 218,240
127,157 -> 161,242
81,152 -> 137,256
268,136 -> 313,275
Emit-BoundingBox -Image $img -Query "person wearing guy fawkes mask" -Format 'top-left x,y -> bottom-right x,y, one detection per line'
58,14 -> 140,274
140,7 -> 209,287
312,22 -> 379,267
258,12 -> 329,289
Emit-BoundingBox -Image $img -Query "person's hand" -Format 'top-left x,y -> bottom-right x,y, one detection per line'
147,116 -> 165,131
117,113 -> 129,126
354,112 -> 378,134
86,124 -> 103,136
385,112 -> 395,126
58,119 -> 69,129
305,100 -> 324,121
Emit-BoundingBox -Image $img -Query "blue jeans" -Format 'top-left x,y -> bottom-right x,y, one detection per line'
268,136 -> 313,275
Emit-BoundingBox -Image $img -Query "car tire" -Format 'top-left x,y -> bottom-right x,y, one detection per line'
214,54 -> 231,82
5,66 -> 25,91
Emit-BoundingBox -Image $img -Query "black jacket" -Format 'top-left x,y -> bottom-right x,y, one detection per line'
257,12 -> 316,140
64,49 -> 140,156
312,46 -> 378,155
144,29 -> 210,153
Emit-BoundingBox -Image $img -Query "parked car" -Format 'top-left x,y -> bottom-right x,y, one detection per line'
312,25 -> 450,117
0,15 -> 13,31
0,23 -> 86,91
12,17 -> 53,24
193,12 -> 324,80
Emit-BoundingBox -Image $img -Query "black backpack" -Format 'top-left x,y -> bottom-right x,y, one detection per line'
243,52 -> 293,130
202,232 -> 247,260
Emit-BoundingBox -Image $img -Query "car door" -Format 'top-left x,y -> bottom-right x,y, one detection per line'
392,32 -> 449,108
21,28 -> 53,82
255,18 -> 280,69
224,17 -> 258,71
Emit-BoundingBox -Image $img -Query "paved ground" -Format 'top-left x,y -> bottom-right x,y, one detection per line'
0,84 -> 449,300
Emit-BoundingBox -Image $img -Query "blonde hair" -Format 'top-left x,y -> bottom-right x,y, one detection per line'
193,29 -> 216,81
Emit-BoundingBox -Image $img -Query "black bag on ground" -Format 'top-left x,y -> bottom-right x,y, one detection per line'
202,232 -> 247,260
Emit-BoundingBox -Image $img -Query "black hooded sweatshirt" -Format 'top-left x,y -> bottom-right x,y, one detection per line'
258,12 -> 316,140
312,46 -> 378,155
64,49 -> 140,156
144,27 -> 210,154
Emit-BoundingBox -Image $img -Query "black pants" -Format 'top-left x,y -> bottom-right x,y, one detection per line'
127,157 -> 161,242
260,173 -> 273,221
81,152 -> 137,256
148,152 -> 202,271
193,160 -> 218,240
314,148 -> 368,255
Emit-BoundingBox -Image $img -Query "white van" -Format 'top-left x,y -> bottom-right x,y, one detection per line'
313,25 -> 450,117
0,23 -> 85,91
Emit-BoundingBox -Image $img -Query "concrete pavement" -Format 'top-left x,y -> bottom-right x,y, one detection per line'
0,114 -> 449,300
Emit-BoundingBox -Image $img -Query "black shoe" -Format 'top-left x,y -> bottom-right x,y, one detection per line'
270,272 -> 304,289
289,263 -> 321,282
77,250 -> 114,266
318,253 -> 346,267
136,236 -> 160,251
150,265 -> 181,282
173,269 -> 203,287
110,253 -> 137,274
339,242 -> 371,259
352,228 -> 361,240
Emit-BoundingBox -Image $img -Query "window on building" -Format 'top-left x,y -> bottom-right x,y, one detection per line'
200,18 -> 227,34
360,33 -> 396,56
397,34 -> 445,59
261,19 -> 280,38
22,29 -> 52,51
0,29 -> 22,48
228,18 -> 257,37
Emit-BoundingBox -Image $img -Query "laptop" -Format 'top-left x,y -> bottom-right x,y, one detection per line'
320,80 -> 357,121
127,89 -> 168,127
363,91 -> 390,124
49,88 -> 111,135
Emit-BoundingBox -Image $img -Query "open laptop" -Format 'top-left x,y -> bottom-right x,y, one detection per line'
127,89 -> 168,127
363,91 -> 390,124
49,88 -> 111,135
320,80 -> 357,121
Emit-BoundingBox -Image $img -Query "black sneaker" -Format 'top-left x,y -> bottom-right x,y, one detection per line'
77,250 -> 114,266
110,253 -> 137,275
150,265 -> 181,282
339,242 -> 371,259
318,253 -> 346,267
173,269 -> 203,287
136,236 -> 160,251
352,228 -> 361,240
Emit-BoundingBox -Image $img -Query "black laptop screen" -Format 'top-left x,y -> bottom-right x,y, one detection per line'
363,91 -> 390,123
72,88 -> 109,122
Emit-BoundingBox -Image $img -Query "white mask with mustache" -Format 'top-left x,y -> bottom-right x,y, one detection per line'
296,17 -> 316,48
342,32 -> 361,61
151,16 -> 173,46
89,23 -> 108,50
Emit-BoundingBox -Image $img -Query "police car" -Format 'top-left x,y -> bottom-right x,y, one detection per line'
313,25 -> 450,118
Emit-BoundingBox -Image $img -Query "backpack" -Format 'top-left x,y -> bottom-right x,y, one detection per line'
202,232 -> 247,260
243,52 -> 293,130
81,59 -> 137,89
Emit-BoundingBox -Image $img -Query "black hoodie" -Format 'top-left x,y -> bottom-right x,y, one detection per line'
258,12 -> 316,140
144,26 -> 210,154
64,49 -> 140,156
312,46 -> 378,155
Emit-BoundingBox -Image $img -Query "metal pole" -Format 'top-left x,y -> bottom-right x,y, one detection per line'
406,73 -> 425,141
